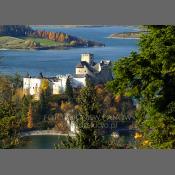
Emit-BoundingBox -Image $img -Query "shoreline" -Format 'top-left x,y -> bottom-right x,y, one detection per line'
107,31 -> 147,40
20,130 -> 75,137
0,45 -> 105,51
106,36 -> 140,40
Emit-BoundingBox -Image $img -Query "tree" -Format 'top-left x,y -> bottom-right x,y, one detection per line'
0,76 -> 12,102
65,77 -> 74,103
41,79 -> 49,92
57,79 -> 106,149
10,73 -> 23,89
21,95 -> 32,118
39,79 -> 50,116
60,101 -> 73,112
0,116 -> 21,148
27,104 -> 33,129
108,25 -> 175,149
54,113 -> 69,133
0,75 -> 23,148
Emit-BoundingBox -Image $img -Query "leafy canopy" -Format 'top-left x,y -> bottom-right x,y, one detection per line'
108,25 -> 175,149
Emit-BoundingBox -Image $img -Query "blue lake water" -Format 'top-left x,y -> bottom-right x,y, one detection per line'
0,26 -> 139,76
18,136 -> 62,149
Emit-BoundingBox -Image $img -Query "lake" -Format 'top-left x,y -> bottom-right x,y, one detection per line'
0,26 -> 139,76
19,134 -> 133,149
18,135 -> 64,149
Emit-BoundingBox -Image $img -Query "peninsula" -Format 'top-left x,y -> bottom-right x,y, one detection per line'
108,31 -> 147,39
0,25 -> 104,50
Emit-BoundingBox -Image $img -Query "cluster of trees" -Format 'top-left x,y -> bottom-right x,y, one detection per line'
29,30 -> 104,47
0,25 -> 32,37
31,30 -> 81,45
58,25 -> 175,149
0,73 -> 54,148
55,79 -> 135,149
108,25 -> 175,149
0,74 -> 29,148
0,73 -> 63,148
0,73 -> 135,149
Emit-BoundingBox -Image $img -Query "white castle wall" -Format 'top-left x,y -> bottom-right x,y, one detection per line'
75,66 -> 91,75
23,78 -> 42,95
72,77 -> 86,87
52,75 -> 69,95
23,76 -> 86,97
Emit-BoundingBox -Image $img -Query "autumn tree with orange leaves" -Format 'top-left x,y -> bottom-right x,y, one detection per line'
27,104 -> 33,129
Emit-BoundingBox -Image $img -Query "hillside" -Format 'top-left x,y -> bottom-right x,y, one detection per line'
0,36 -> 39,49
0,25 -> 104,49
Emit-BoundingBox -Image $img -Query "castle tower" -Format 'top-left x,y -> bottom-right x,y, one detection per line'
80,53 -> 94,64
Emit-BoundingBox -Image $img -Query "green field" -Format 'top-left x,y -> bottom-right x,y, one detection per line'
22,37 -> 67,47
0,36 -> 72,49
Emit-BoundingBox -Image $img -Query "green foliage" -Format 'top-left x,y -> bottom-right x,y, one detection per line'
0,116 -> 21,148
57,80 -> 106,149
0,75 -> 27,148
108,25 -> 175,149
65,77 -> 74,103
0,25 -> 33,37
39,91 -> 49,116
10,73 -> 23,89
0,76 -> 12,102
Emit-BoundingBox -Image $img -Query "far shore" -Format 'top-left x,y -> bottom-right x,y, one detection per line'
106,36 -> 140,40
0,45 -> 103,51
107,31 -> 147,40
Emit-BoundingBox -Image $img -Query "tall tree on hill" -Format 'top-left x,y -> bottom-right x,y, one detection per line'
0,76 -> 22,148
27,104 -> 33,129
39,79 -> 50,116
75,79 -> 105,148
107,25 -> 175,149
56,79 -> 106,149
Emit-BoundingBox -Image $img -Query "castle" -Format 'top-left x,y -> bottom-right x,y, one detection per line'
23,53 -> 113,99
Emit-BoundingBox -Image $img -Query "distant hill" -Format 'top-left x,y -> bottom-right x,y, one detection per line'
0,25 -> 32,37
0,25 -> 104,49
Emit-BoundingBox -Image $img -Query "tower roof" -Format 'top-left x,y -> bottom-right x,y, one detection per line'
76,62 -> 84,68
